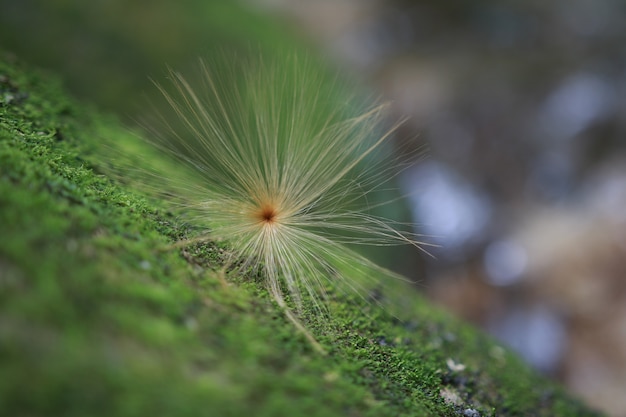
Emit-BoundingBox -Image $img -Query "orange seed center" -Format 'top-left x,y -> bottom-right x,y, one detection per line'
257,204 -> 278,224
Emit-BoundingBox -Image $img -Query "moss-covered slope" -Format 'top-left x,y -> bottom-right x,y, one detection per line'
0,54 -> 603,417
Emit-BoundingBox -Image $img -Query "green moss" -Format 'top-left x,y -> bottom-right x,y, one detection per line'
0,54 -> 604,417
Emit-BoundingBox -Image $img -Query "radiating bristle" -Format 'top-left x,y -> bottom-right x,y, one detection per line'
131,53 -> 430,350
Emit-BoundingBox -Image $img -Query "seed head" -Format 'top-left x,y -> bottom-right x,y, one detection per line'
139,54 -> 428,347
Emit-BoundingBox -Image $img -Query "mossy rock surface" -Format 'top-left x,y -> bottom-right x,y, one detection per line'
0,54 -> 603,417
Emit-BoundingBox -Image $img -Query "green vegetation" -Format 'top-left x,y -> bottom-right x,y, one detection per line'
0,0 -> 310,117
0,53 -> 603,416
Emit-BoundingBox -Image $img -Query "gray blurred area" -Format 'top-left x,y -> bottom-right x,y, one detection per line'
255,1 -> 626,415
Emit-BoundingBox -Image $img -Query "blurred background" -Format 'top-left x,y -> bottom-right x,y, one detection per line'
2,1 -> 625,415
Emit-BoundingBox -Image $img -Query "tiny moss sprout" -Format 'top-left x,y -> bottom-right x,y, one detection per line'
130,54 -> 428,352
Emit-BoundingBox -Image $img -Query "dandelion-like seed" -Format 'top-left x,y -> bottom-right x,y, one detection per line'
142,54 -> 427,351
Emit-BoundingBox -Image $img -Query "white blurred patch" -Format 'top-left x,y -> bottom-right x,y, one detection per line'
401,161 -> 491,253
536,73 -> 615,141
489,306 -> 567,373
484,239 -> 528,286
